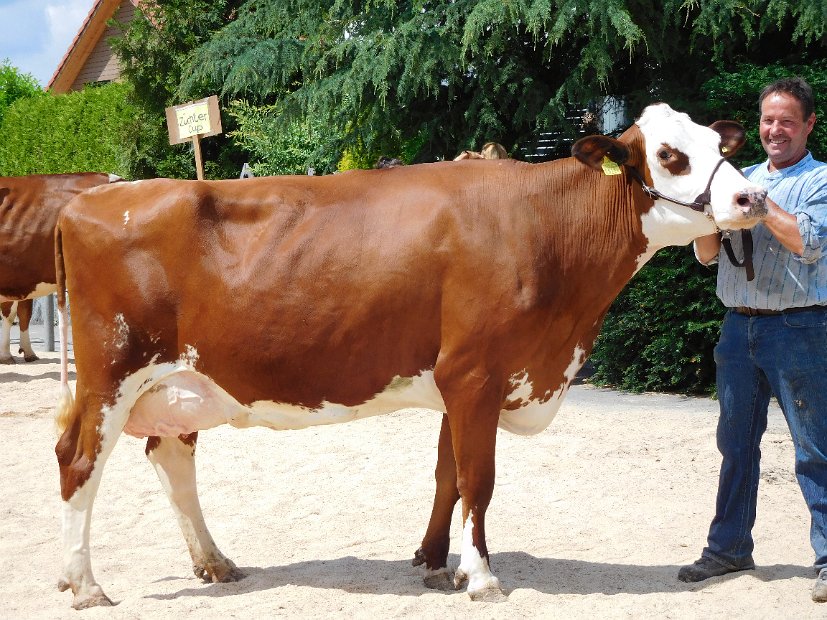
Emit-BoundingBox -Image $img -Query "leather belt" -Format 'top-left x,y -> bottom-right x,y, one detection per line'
732,305 -> 825,316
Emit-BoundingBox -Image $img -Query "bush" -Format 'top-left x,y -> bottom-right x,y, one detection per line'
590,247 -> 723,394
0,61 -> 44,126
0,83 -> 142,177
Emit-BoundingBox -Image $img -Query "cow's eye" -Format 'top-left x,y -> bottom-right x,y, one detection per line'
657,149 -> 671,161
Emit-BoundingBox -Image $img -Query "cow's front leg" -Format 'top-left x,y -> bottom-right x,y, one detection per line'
146,433 -> 244,583
16,299 -> 39,361
437,365 -> 506,601
414,413 -> 459,590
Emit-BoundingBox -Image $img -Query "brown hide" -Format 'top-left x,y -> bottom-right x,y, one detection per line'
0,173 -> 112,300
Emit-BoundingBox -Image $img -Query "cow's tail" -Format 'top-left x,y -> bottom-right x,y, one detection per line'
54,222 -> 74,435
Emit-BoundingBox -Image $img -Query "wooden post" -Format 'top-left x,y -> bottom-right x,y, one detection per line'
193,134 -> 205,180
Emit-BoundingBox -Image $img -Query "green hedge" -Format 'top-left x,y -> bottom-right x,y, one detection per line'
589,247 -> 723,395
0,82 -> 142,178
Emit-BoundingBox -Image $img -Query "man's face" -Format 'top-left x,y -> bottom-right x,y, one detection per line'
759,92 -> 816,171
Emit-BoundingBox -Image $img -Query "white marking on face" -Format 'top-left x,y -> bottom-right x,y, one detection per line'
498,345 -> 587,436
635,103 -> 764,237
123,211 -> 130,225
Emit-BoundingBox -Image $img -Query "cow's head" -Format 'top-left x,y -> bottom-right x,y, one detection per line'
573,103 -> 767,247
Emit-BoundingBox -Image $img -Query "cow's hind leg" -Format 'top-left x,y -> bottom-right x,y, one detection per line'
413,413 -> 459,590
0,301 -> 16,363
16,299 -> 39,361
56,393 -> 130,609
145,433 -> 244,583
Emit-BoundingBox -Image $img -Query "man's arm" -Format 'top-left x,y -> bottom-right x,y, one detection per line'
694,232 -> 722,266
762,197 -> 805,255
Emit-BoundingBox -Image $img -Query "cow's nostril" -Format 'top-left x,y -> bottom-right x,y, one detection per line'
736,195 -> 751,207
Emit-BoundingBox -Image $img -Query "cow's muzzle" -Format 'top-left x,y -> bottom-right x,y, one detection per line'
734,188 -> 768,218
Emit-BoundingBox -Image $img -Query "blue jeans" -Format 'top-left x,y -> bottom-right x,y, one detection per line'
703,308 -> 827,572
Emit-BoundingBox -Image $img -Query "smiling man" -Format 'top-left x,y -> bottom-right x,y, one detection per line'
687,77 -> 827,604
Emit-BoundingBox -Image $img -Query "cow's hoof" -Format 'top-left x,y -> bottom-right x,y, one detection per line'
457,570 -> 505,602
73,591 -> 114,609
23,353 -> 39,362
423,568 -> 455,591
0,356 -> 15,365
411,547 -> 426,566
195,558 -> 245,583
453,567 -> 468,589
468,585 -> 507,602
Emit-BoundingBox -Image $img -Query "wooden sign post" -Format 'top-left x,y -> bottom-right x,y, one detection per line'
165,96 -> 222,180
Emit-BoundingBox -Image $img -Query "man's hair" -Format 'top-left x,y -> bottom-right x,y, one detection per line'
758,76 -> 815,120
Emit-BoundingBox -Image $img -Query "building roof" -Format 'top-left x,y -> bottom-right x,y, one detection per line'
47,0 -> 141,94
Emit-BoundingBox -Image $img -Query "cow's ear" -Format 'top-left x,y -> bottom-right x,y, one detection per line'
709,120 -> 746,158
572,135 -> 630,171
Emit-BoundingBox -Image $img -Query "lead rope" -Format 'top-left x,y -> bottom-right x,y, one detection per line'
721,230 -> 755,281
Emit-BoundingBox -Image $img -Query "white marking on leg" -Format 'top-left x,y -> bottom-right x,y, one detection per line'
18,325 -> 36,359
0,304 -> 14,362
61,400 -> 132,607
456,510 -> 501,596
147,437 -> 240,582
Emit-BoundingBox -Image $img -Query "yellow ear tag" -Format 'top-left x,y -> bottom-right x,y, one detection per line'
721,146 -> 730,154
601,156 -> 622,175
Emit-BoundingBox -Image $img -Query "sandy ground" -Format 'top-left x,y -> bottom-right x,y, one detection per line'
1,346 -> 825,619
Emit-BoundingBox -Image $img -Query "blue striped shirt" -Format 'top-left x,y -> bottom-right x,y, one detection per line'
716,152 -> 827,310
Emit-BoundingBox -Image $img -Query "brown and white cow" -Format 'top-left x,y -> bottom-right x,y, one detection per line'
53,103 -> 767,608
0,173 -> 117,363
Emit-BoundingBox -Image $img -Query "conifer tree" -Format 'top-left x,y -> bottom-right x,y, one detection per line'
178,0 -> 827,164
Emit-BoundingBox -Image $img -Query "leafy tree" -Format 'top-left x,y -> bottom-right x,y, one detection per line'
109,0 -> 247,179
227,100 -> 338,175
0,60 -> 43,126
180,0 -> 827,171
